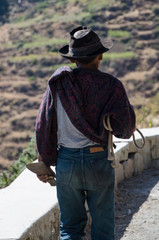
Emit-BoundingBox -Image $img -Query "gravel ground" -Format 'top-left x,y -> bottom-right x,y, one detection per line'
83,168 -> 159,240
115,168 -> 159,240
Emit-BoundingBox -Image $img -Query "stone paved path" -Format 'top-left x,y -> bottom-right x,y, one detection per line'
115,168 -> 159,240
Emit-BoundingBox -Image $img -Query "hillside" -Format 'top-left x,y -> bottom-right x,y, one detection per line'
0,0 -> 159,170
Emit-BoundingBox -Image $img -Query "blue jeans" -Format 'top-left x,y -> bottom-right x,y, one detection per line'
56,145 -> 115,240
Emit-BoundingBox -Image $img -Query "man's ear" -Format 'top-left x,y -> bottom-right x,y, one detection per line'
70,59 -> 76,63
98,54 -> 103,60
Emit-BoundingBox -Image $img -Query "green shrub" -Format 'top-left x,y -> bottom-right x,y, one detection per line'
0,136 -> 37,189
28,76 -> 36,82
153,6 -> 159,15
22,36 -> 68,49
102,51 -> 136,61
0,0 -> 9,22
108,30 -> 131,38
35,1 -> 50,11
10,53 -> 59,64
151,43 -> 159,50
26,69 -> 34,76
136,92 -> 159,127
28,0 -> 43,2
0,65 -> 4,73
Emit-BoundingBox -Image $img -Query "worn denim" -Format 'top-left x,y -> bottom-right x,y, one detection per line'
56,146 -> 115,240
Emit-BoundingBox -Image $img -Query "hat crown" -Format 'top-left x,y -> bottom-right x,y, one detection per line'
69,26 -> 100,49
74,29 -> 90,39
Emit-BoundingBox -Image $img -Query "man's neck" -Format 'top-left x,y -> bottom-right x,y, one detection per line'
77,63 -> 99,70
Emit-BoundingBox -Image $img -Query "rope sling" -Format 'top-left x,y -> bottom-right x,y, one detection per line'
103,115 -> 145,168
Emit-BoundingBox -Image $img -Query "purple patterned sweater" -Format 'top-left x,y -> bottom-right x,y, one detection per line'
36,66 -> 136,166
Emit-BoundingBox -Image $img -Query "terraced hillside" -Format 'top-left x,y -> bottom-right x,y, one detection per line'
0,0 -> 159,170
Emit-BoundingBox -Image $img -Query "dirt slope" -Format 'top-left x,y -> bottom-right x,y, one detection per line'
0,0 -> 158,169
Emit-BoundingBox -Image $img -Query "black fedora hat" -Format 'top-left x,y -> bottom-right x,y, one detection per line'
59,26 -> 113,60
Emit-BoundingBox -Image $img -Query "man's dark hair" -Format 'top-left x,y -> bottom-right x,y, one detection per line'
75,56 -> 97,65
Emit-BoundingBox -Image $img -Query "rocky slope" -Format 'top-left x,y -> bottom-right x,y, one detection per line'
0,0 -> 158,169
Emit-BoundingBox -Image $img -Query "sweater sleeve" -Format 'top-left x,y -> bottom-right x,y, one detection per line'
105,79 -> 136,139
35,86 -> 57,166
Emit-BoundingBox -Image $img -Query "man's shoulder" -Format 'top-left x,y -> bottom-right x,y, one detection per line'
99,71 -> 118,80
53,65 -> 72,77
96,71 -> 123,87
49,66 -> 73,82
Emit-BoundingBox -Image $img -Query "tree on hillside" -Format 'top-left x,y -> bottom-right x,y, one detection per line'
0,0 -> 9,23
28,0 -> 43,2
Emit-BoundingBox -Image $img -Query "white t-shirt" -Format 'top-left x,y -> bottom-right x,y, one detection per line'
56,94 -> 97,148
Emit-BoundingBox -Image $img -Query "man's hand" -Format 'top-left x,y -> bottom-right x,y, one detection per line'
36,154 -> 56,184
37,174 -> 56,186
37,174 -> 49,183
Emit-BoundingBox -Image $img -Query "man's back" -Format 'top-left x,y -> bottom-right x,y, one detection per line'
55,67 -> 135,142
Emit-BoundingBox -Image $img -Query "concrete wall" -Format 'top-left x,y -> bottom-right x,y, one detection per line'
0,167 -> 59,240
114,128 -> 159,187
0,127 -> 158,240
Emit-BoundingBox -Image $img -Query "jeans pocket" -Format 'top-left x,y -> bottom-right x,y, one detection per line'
56,158 -> 74,186
90,153 -> 114,187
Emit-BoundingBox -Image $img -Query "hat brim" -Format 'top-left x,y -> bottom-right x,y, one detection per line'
59,38 -> 113,60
